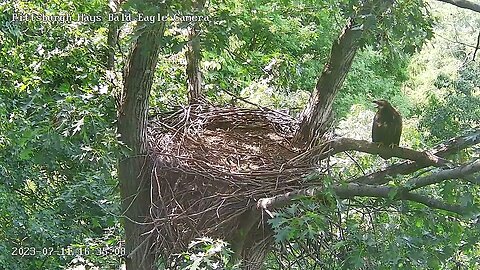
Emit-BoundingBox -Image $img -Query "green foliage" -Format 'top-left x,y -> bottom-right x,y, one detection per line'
0,0 -> 121,269
149,0 -> 433,119
337,47 -> 408,119
407,1 -> 480,144
267,196 -> 480,269
163,237 -> 240,270
269,200 -> 331,244
265,3 -> 479,265
419,62 -> 480,142
335,0 -> 433,120
0,0 -> 477,269
151,0 -> 347,111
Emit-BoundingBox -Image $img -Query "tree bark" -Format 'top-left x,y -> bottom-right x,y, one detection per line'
118,21 -> 165,270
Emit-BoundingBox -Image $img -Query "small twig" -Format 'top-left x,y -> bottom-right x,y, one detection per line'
473,31 -> 480,61
344,150 -> 367,175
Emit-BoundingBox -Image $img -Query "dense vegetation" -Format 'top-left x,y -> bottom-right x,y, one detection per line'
0,0 -> 479,269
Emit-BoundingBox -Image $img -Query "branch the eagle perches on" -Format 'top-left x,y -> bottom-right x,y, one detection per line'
259,130 -> 480,216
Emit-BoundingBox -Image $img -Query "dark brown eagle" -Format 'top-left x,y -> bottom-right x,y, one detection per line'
372,99 -> 402,159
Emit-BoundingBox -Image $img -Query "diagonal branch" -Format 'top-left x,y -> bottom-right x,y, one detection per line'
436,0 -> 480,13
293,0 -> 395,148
353,129 -> 480,185
405,160 -> 480,191
402,192 -> 469,215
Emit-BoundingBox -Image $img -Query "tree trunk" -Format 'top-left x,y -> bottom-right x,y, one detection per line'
186,26 -> 202,104
107,17 -> 118,69
117,21 -> 165,270
186,1 -> 205,104
292,0 -> 394,148
292,19 -> 362,148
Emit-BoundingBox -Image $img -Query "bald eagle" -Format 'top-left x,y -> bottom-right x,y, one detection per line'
372,99 -> 402,159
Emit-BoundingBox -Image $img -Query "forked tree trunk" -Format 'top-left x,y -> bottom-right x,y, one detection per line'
117,21 -> 165,270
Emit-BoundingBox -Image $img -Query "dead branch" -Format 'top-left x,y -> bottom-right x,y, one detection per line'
354,129 -> 480,185
288,137 -> 450,167
257,187 -> 322,211
405,159 -> 480,191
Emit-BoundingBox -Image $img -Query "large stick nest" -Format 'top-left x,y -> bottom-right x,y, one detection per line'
147,105 -> 321,259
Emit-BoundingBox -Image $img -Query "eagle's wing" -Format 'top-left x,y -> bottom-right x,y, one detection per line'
372,112 -> 387,143
391,113 -> 402,146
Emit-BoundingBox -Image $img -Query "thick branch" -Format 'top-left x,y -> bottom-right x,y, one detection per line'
257,183 -> 471,216
436,0 -> 480,13
406,160 -> 480,191
259,159 -> 480,215
334,183 -> 468,216
288,137 -> 449,167
292,19 -> 362,148
354,129 -> 480,185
